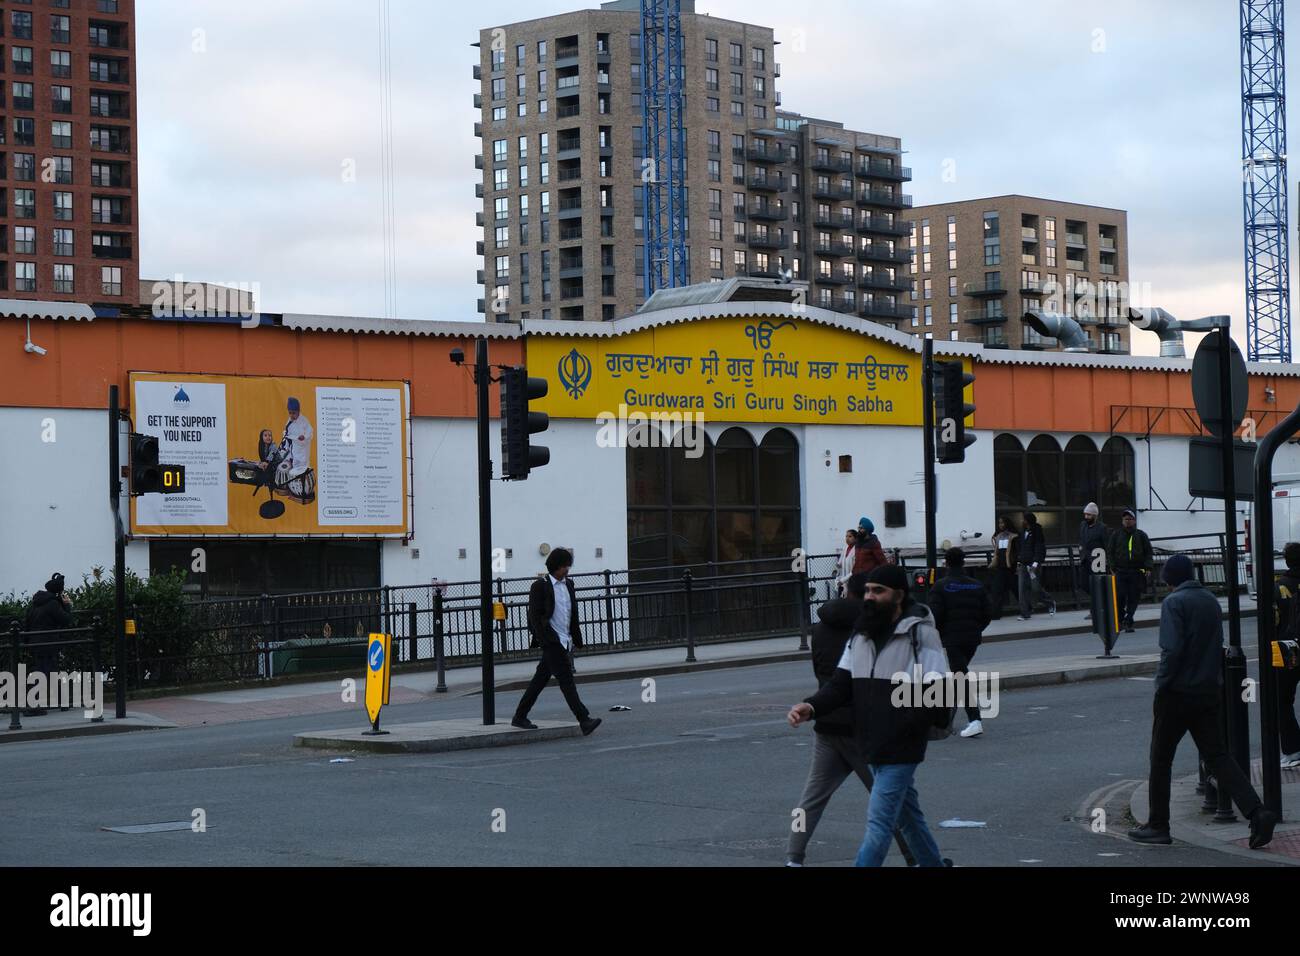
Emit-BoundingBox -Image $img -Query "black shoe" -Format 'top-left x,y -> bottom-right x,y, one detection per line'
511,717 -> 538,730
1250,807 -> 1278,849
1127,825 -> 1172,845
942,858 -> 954,867
580,717 -> 602,736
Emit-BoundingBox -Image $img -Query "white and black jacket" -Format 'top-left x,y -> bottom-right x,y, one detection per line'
805,599 -> 950,765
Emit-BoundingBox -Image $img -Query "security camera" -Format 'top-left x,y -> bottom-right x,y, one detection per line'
449,347 -> 465,365
24,341 -> 46,356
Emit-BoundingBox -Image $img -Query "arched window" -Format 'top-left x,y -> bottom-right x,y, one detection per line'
993,433 -> 1135,545
758,428 -> 801,558
626,426 -> 801,572
1064,435 -> 1100,508
994,434 -> 1024,511
1100,436 -> 1136,528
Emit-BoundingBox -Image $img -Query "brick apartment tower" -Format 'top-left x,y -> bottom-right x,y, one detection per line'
0,0 -> 136,306
905,196 -> 1130,353
474,0 -> 912,325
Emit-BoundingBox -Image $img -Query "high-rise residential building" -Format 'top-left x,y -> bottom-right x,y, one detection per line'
0,0 -> 136,305
473,0 -> 911,324
905,196 -> 1130,353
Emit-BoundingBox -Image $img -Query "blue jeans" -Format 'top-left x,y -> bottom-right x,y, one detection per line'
855,763 -> 944,867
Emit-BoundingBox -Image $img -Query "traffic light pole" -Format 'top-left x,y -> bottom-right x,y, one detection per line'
1214,327 -> 1250,777
921,338 -> 937,571
474,337 -> 496,725
108,385 -> 127,720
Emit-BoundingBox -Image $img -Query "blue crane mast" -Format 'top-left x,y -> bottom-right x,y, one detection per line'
1241,0 -> 1291,362
640,0 -> 689,298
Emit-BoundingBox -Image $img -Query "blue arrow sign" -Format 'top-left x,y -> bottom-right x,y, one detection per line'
368,640 -> 385,672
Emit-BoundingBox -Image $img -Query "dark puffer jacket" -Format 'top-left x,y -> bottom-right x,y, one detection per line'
808,598 -> 861,736
25,590 -> 74,633
927,572 -> 993,648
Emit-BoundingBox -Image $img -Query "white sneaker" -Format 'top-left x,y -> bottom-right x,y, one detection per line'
785,861 -> 803,867
960,719 -> 984,738
1282,752 -> 1300,769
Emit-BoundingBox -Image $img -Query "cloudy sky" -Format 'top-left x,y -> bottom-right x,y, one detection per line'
139,0 -> 1269,351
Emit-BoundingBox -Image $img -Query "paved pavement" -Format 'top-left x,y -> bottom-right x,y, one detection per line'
7,596 -> 1240,736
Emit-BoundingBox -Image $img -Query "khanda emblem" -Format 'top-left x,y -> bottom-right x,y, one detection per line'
558,348 -> 592,399
745,319 -> 796,350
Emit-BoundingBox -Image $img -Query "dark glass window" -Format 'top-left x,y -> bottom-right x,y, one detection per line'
626,426 -> 801,570
994,433 -> 1135,545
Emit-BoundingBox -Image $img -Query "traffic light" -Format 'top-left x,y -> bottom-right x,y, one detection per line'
129,433 -> 161,495
129,433 -> 185,495
933,360 -> 976,465
500,367 -> 550,480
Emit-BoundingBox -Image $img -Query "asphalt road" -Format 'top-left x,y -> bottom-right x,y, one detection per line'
0,619 -> 1287,867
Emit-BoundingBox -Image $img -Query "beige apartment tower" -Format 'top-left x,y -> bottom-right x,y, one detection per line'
905,196 -> 1130,353
474,0 -> 912,324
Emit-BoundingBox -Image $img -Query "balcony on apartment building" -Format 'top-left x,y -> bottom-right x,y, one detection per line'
860,299 -> 911,322
856,244 -> 912,265
749,173 -> 786,192
810,153 -> 853,173
812,182 -> 854,201
748,202 -> 789,221
555,40 -> 580,68
1065,231 -> 1087,247
557,134 -> 582,159
973,328 -> 1009,349
859,187 -> 912,209
747,262 -> 783,279
964,308 -> 1007,325
748,232 -> 789,250
963,277 -> 1007,297
814,238 -> 856,258
854,159 -> 911,181
1020,327 -> 1059,350
859,271 -> 909,293
813,270 -> 852,286
746,143 -> 785,164
857,215 -> 909,237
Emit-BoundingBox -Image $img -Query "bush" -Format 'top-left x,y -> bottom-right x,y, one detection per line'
3,567 -> 198,688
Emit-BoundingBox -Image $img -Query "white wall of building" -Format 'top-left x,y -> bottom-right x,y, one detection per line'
0,407 -> 146,596
10,405 -> 1294,597
801,424 -> 995,555
386,417 -> 629,587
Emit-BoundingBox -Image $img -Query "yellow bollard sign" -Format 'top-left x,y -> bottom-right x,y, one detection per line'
365,633 -> 392,731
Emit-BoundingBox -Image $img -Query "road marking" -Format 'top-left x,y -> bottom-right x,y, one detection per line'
101,822 -> 196,834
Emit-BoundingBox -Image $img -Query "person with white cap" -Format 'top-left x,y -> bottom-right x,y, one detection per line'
1077,503 -> 1110,619
1107,508 -> 1153,632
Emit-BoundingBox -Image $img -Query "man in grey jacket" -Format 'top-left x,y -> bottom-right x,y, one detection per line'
1128,554 -> 1277,848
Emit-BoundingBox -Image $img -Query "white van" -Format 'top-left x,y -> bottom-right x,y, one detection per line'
1247,471 -> 1300,595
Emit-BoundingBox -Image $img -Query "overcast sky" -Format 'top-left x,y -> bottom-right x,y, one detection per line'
139,0 -> 1271,353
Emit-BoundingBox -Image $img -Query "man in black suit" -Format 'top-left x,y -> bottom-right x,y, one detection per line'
511,548 -> 602,735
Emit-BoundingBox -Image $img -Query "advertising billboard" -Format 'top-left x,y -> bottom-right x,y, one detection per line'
129,372 -> 410,537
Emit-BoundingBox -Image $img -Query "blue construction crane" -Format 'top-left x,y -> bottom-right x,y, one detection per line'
1241,0 -> 1291,362
640,0 -> 689,298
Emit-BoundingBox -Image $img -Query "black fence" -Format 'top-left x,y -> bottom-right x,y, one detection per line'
4,619 -> 104,730
106,533 -> 1248,692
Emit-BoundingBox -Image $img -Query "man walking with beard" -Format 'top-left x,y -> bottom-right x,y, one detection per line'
1078,503 -> 1109,620
788,565 -> 951,867
786,572 -> 914,867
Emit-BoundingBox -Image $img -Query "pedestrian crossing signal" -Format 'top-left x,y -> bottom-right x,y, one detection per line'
129,433 -> 185,495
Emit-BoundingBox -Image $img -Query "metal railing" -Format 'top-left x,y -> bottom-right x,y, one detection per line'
5,619 -> 103,730
62,533 -> 1256,695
